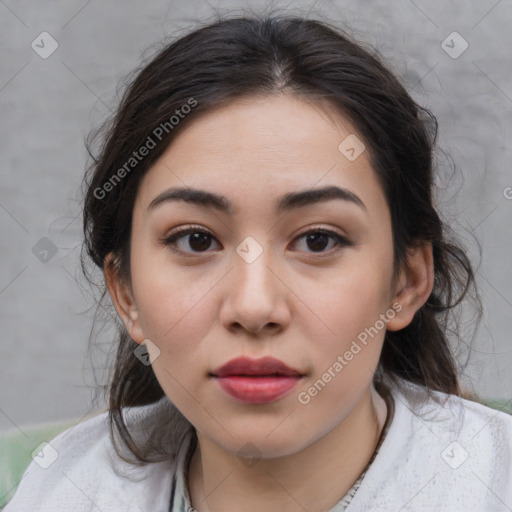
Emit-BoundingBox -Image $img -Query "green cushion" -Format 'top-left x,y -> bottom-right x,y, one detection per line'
479,398 -> 512,415
0,419 -> 77,508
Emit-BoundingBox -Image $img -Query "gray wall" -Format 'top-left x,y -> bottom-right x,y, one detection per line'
1,0 -> 511,432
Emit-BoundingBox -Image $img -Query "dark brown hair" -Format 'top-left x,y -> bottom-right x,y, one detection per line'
81,12 -> 482,464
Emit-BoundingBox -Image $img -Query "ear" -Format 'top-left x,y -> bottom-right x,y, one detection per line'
104,252 -> 145,344
386,242 -> 434,332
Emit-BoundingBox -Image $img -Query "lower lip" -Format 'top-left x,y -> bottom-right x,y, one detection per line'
214,376 -> 302,404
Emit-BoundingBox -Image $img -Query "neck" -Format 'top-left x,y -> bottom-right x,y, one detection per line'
188,385 -> 388,512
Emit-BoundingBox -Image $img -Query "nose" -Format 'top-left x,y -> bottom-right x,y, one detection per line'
219,241 -> 290,336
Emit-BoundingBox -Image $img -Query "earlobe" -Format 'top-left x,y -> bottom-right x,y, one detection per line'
386,243 -> 434,332
104,253 -> 145,343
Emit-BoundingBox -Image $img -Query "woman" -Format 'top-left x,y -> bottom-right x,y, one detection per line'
5,12 -> 512,512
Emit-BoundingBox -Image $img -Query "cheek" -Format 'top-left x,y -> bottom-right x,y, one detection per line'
130,245 -> 214,351
131,263 -> 214,408
136,279 -> 211,351
318,262 -> 392,331
297,277 -> 390,414
303,255 -> 394,373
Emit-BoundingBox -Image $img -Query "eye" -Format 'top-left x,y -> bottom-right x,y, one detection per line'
162,225 -> 220,255
162,225 -> 353,256
292,228 -> 353,254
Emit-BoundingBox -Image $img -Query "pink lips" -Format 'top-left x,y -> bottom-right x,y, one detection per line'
211,356 -> 304,404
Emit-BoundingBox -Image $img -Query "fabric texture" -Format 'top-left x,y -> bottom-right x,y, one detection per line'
3,377 -> 512,511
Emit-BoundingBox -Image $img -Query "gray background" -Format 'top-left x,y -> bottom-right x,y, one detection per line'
1,0 -> 511,432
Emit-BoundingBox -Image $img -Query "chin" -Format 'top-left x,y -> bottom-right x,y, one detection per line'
207,420 -> 319,461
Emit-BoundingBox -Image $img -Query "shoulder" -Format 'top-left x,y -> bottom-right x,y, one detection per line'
3,398 -> 189,512
396,378 -> 512,457
348,378 -> 512,511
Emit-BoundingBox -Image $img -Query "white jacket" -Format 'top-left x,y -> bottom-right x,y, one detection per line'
4,377 -> 512,511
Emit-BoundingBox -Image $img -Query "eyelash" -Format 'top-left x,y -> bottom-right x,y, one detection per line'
162,224 -> 353,256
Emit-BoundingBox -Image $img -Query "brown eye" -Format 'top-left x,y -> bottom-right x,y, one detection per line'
163,227 -> 220,254
292,229 -> 353,254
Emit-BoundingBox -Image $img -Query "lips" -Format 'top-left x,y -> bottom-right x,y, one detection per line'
211,356 -> 304,404
212,356 -> 303,378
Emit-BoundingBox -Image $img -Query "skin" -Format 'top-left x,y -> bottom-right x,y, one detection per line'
106,92 -> 434,512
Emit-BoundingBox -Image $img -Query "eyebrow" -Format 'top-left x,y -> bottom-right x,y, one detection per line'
147,185 -> 367,214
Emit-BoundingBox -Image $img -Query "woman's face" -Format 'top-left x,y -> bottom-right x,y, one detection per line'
109,93 -> 412,458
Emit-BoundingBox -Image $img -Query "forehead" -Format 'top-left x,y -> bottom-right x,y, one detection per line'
135,93 -> 386,217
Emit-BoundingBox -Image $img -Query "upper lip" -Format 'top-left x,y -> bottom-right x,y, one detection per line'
211,356 -> 303,377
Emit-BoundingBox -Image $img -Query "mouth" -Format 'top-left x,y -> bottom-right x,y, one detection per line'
210,356 -> 305,404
